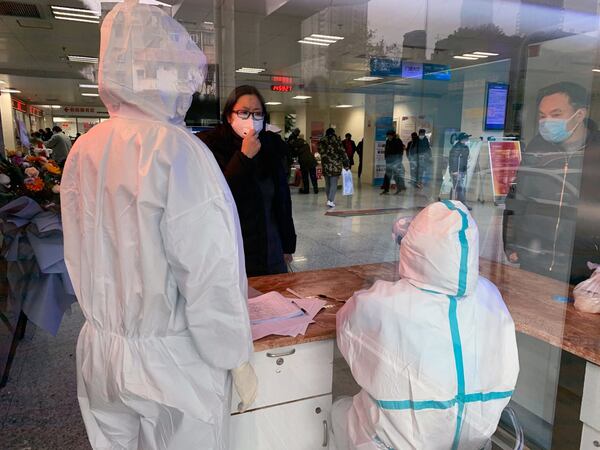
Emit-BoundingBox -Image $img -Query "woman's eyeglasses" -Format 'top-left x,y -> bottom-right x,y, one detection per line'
233,110 -> 265,120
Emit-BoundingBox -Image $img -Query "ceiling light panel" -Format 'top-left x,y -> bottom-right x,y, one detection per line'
453,55 -> 478,60
311,34 -> 344,40
354,76 -> 383,81
235,67 -> 265,73
298,40 -> 329,46
463,53 -> 487,58
1,89 -> 21,93
68,55 -> 99,63
81,93 -> 99,97
79,84 -> 98,88
265,102 -> 282,105
293,95 -> 311,100
473,51 -> 499,56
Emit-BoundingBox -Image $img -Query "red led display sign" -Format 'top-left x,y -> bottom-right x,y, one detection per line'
271,76 -> 293,84
271,85 -> 293,92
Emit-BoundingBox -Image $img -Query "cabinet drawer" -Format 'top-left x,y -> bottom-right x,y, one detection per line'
581,363 -> 600,430
580,424 -> 600,450
231,339 -> 334,413
230,394 -> 332,450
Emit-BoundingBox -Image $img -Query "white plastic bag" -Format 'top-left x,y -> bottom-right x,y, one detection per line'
573,262 -> 600,314
342,169 -> 354,196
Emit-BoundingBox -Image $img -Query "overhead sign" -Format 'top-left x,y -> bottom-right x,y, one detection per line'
11,98 -> 27,113
53,105 -> 109,117
271,75 -> 293,84
370,57 -> 402,77
423,63 -> 451,80
401,61 -> 423,79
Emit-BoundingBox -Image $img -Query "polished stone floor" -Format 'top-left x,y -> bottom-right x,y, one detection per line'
0,182 -> 571,449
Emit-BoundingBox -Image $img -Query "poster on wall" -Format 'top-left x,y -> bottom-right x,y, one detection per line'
488,140 -> 521,199
374,116 -> 393,185
399,116 -> 417,143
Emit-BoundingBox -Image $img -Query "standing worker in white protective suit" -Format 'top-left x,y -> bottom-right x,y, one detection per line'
331,200 -> 519,450
61,1 -> 257,448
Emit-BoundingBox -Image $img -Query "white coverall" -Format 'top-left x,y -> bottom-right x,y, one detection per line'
61,2 -> 252,449
331,200 -> 519,450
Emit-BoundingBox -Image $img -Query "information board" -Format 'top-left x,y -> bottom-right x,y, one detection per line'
484,83 -> 509,131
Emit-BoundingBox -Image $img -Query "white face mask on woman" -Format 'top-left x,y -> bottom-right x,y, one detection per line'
230,115 -> 264,138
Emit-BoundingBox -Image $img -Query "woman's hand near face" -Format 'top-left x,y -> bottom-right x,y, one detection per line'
241,129 -> 261,159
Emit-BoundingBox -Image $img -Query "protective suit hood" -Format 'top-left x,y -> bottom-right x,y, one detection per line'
98,0 -> 206,125
399,200 -> 479,297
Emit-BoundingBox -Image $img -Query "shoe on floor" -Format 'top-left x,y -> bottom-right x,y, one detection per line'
327,201 -> 335,208
299,190 -> 309,194
314,189 -> 319,194
380,190 -> 389,195
466,204 -> 473,211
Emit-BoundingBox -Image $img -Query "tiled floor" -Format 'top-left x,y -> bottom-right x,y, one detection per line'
0,182 -> 569,449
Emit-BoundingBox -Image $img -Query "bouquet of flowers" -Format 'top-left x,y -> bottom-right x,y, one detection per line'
0,150 -> 62,208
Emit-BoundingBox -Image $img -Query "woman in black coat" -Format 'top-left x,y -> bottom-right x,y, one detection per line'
197,85 -> 296,277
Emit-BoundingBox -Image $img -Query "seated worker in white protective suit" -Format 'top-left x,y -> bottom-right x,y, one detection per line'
61,1 -> 257,448
331,200 -> 519,450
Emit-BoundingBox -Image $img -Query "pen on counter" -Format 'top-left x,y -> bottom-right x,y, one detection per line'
290,299 -> 308,315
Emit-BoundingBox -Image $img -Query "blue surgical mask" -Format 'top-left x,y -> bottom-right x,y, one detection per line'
539,111 -> 580,143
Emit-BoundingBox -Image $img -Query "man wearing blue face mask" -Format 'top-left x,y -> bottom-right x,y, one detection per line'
503,82 -> 600,284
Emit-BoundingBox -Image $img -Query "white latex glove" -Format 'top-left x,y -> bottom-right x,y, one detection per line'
232,362 -> 258,412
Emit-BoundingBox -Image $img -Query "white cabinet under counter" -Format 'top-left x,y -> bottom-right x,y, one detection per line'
230,340 -> 335,450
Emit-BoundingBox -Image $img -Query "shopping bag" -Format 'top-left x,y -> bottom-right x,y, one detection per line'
342,169 -> 354,196
574,262 -> 600,314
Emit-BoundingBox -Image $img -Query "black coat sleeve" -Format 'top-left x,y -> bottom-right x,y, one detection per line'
268,133 -> 297,254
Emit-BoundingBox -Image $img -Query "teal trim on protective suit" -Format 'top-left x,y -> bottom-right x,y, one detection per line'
441,200 -> 469,297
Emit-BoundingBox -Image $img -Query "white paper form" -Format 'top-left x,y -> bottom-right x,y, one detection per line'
249,292 -> 327,341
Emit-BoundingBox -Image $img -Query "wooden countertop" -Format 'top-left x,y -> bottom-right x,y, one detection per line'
249,260 -> 600,366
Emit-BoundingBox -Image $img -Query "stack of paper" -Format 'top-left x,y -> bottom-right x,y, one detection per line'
248,291 -> 327,341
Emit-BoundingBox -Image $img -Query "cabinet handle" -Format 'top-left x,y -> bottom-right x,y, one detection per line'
266,348 -> 296,358
322,420 -> 328,447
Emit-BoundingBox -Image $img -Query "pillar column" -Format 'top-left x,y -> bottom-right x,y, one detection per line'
0,92 -> 16,155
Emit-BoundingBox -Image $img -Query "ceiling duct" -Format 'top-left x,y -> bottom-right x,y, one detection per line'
0,1 -> 41,18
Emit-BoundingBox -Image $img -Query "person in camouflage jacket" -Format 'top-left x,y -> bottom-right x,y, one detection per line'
318,128 -> 349,207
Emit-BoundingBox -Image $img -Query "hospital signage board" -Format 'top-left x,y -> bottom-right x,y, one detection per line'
423,64 -> 451,81
370,57 -> 402,77
401,62 -> 423,79
488,140 -> 521,198
55,106 -> 109,117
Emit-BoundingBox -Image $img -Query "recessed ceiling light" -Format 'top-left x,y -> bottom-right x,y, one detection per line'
593,69 -> 600,73
235,67 -> 265,74
298,40 -> 329,46
265,101 -> 282,105
203,21 -> 213,25
68,55 -> 99,63
79,84 -> 98,88
81,93 -> 99,97
473,51 -> 499,56
52,105 -> 61,109
0,89 -> 21,94
311,34 -> 344,40
354,76 -> 383,82
303,36 -> 336,44
293,95 -> 311,100
463,53 -> 487,58
55,16 -> 99,24
51,5 -> 100,14
453,55 -> 478,60
335,105 -> 353,108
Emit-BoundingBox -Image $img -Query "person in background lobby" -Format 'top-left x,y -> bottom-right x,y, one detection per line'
319,127 -> 349,208
296,133 -> 319,194
197,85 -> 296,276
330,201 -> 519,450
356,138 -> 364,180
342,133 -> 357,169
44,125 -> 72,165
503,82 -> 600,284
380,129 -> 406,195
406,131 -> 419,185
61,2 -> 256,448
449,132 -> 471,210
